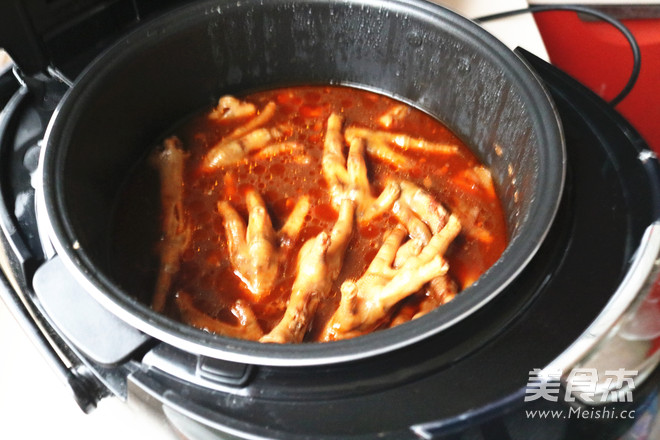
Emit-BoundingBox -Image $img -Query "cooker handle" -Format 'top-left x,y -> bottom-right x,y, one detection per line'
32,255 -> 152,366
543,220 -> 660,404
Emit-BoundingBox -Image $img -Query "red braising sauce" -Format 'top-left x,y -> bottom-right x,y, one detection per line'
112,85 -> 508,342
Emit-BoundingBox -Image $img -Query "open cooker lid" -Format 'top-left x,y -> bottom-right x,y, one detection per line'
0,0 -> 195,80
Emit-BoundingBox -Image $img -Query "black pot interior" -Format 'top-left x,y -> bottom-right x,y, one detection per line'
42,0 -> 564,364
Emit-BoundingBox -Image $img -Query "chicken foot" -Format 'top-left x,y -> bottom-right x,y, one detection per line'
201,100 -> 278,170
322,113 -> 400,222
150,136 -> 192,312
390,181 -> 462,319
345,126 -> 410,168
202,126 -> 284,170
253,142 -> 311,164
321,222 -> 455,341
208,95 -> 257,121
261,199 -> 355,343
217,189 -> 310,301
176,291 -> 264,340
390,179 -> 451,249
344,127 -> 459,155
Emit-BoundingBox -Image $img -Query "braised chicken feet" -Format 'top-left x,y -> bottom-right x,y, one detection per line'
208,95 -> 257,121
150,136 -> 192,312
322,113 -> 400,222
201,99 -> 280,170
217,189 -> 310,300
391,181 -> 462,316
261,199 -> 355,343
343,127 -> 459,155
321,220 -> 458,341
391,180 -> 451,245
345,126 -> 410,168
175,291 -> 264,340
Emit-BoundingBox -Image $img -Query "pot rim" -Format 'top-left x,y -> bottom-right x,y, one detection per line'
37,0 -> 565,366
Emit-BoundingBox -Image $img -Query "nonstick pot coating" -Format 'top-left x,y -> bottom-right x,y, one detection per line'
40,0 -> 564,365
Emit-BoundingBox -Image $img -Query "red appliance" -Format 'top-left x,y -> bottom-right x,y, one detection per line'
534,7 -> 660,153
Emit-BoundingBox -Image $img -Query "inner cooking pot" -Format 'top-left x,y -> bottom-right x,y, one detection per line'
39,0 -> 564,365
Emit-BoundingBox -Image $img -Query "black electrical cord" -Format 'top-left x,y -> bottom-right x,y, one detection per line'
475,5 -> 641,107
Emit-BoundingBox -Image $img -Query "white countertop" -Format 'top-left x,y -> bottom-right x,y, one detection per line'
436,0 -> 549,59
0,2 -> 547,439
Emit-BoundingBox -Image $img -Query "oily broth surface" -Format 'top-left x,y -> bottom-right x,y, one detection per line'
112,85 -> 508,341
